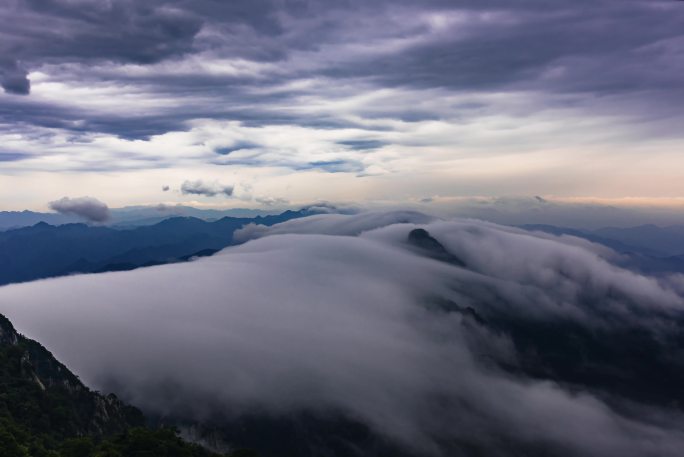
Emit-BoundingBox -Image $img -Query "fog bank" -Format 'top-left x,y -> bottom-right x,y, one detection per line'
1,211 -> 684,456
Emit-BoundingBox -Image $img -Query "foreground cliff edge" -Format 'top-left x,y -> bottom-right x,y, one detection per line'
0,313 -> 255,457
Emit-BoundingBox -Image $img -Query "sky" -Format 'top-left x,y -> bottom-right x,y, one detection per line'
1,0 -> 684,213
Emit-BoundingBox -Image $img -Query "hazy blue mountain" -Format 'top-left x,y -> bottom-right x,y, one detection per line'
520,223 -> 684,274
524,223 -> 684,259
521,223 -> 684,257
0,206 -> 283,230
520,224 -> 660,255
0,210 -> 81,230
593,224 -> 684,256
0,209 -> 312,286
109,205 -> 278,227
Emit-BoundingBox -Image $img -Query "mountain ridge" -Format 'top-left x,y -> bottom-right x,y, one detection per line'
0,209 -> 315,286
0,313 -> 255,456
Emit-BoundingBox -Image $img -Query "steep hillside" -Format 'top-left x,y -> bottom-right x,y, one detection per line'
0,314 -> 246,457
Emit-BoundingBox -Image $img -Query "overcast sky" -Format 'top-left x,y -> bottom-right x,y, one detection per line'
1,0 -> 683,211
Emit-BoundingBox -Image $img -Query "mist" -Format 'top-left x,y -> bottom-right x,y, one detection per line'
1,211 -> 684,456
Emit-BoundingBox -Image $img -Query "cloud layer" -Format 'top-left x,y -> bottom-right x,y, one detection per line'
1,211 -> 684,456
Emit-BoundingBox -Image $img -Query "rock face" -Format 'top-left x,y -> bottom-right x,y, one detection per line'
0,314 -> 19,345
407,228 -> 466,266
0,313 -> 144,440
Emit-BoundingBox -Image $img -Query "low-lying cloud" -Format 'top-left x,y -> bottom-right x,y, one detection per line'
180,180 -> 234,198
1,211 -> 684,456
48,196 -> 110,222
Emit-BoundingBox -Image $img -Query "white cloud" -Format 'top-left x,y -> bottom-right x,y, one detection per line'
1,212 -> 684,455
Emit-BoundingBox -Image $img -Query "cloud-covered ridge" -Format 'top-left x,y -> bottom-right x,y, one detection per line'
1,211 -> 684,456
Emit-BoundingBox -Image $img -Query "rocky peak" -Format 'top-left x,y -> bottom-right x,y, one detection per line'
407,228 -> 466,267
0,313 -> 19,345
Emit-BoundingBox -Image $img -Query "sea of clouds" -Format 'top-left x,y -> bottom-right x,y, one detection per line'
1,211 -> 684,456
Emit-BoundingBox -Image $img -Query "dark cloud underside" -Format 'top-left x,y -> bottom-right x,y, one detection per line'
0,0 -> 681,139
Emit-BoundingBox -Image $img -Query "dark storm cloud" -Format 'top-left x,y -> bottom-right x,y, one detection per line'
298,160 -> 365,173
48,196 -> 110,222
180,179 -> 234,197
2,211 -> 684,456
321,1 -> 684,94
337,140 -> 388,151
0,151 -> 30,162
214,142 -> 260,155
1,0 -> 682,141
0,59 -> 30,95
0,0 -> 203,94
0,85 -> 191,139
0,76 -> 363,141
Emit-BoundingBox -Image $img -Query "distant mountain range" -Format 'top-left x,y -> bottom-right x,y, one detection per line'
593,224 -> 684,257
2,207 -> 684,288
521,224 -> 684,274
521,223 -> 684,257
0,205 -> 280,230
0,209 -> 314,286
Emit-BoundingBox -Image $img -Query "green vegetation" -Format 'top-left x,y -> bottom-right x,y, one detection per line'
0,422 -> 231,457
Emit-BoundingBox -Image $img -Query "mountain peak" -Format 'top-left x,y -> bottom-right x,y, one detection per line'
0,313 -> 19,345
407,228 -> 466,267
